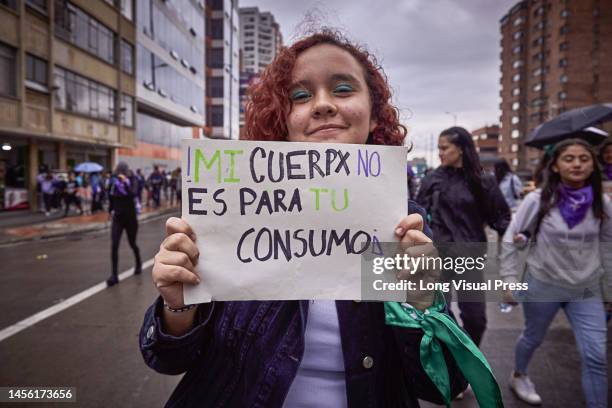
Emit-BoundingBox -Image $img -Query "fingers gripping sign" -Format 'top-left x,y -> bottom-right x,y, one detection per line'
394,214 -> 440,309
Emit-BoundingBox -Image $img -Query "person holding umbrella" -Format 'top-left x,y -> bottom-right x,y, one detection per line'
107,162 -> 142,287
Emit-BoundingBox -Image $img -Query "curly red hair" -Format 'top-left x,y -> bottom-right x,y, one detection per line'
244,30 -> 407,146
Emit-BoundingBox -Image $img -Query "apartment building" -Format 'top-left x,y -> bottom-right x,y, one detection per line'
238,6 -> 282,131
471,125 -> 501,172
119,0 -> 206,174
499,0 -> 612,173
0,0 -> 136,211
205,0 -> 239,140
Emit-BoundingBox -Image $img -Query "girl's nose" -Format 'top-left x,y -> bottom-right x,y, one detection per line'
311,93 -> 338,118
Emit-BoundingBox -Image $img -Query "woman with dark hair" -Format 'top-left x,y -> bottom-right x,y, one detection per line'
495,158 -> 523,210
600,137 -> 612,181
416,126 -> 511,347
500,139 -> 611,406
136,31 -> 496,407
106,162 -> 142,287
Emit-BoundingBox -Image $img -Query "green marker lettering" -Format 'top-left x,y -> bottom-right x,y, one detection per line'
309,187 -> 328,210
331,188 -> 349,211
223,149 -> 243,183
194,149 -> 221,183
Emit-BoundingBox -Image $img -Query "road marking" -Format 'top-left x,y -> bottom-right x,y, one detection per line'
0,258 -> 155,343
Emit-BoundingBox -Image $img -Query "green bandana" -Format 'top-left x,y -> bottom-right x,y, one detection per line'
384,293 -> 503,407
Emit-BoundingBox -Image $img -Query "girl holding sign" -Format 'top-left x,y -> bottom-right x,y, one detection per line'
140,30 -> 501,407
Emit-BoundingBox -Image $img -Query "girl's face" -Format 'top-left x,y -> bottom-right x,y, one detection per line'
286,44 -> 377,144
602,144 -> 612,164
552,144 -> 594,188
438,135 -> 463,168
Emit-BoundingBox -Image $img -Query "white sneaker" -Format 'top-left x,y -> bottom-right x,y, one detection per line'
509,372 -> 542,405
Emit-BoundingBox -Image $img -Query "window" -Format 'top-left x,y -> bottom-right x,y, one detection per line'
55,0 -> 115,65
0,42 -> 16,97
560,9 -> 569,18
532,82 -> 543,92
511,144 -> 519,153
513,16 -> 524,26
534,21 -> 544,30
512,116 -> 520,124
532,36 -> 544,47
512,60 -> 524,69
120,0 -> 132,21
534,6 -> 545,16
26,54 -> 48,86
559,91 -> 567,100
512,73 -> 521,82
532,67 -> 544,77
120,40 -> 134,75
560,25 -> 569,35
0,0 -> 18,10
210,105 -> 223,126
208,48 -> 224,68
531,97 -> 546,107
512,88 -> 520,96
560,74 -> 568,83
559,42 -> 568,51
511,129 -> 520,138
559,58 -> 568,67
512,102 -> 520,111
54,67 -> 117,122
211,19 -> 223,39
26,0 -> 47,13
512,45 -> 523,54
207,76 -> 223,97
121,94 -> 134,127
513,31 -> 523,40
512,158 -> 519,167
533,52 -> 545,61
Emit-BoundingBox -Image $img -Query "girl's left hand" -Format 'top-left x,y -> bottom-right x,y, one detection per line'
394,214 -> 438,310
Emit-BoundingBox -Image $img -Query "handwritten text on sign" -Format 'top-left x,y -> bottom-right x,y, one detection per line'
181,139 -> 407,303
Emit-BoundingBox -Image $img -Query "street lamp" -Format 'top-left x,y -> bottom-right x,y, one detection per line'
444,111 -> 457,126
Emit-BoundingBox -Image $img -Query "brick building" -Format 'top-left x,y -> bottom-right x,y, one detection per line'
499,0 -> 612,174
471,125 -> 501,172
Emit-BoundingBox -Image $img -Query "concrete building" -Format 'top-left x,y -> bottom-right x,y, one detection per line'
471,125 -> 501,172
238,7 -> 282,131
205,0 -> 239,140
0,0 -> 136,211
499,0 -> 612,174
119,0 -> 206,174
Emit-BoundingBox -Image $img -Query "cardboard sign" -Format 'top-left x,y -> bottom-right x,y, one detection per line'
181,139 -> 407,303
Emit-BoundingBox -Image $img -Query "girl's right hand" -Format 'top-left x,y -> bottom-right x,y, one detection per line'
152,217 -> 201,308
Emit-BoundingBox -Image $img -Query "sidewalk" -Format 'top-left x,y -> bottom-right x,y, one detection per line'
0,204 -> 179,246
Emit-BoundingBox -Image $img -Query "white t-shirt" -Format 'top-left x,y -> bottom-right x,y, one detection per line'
282,300 -> 347,407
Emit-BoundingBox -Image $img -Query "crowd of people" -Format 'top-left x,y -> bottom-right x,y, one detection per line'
36,165 -> 183,217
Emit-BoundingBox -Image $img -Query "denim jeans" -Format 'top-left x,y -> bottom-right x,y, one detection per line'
515,274 -> 608,408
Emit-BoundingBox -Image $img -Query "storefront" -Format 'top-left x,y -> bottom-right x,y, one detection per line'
0,138 -> 29,211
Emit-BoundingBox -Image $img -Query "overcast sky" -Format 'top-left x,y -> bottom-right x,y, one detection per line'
240,0 -> 517,165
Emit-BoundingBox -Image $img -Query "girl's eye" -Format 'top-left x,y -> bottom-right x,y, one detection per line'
334,83 -> 353,93
290,90 -> 311,101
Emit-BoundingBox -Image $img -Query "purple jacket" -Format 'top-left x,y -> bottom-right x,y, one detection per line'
139,202 -> 467,407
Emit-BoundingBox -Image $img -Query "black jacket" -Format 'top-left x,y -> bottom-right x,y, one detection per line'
416,166 -> 511,243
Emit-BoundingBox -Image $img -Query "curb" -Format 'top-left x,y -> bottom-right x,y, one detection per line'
0,208 -> 179,247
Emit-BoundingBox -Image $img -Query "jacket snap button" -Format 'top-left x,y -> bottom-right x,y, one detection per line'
147,325 -> 155,339
362,356 -> 374,369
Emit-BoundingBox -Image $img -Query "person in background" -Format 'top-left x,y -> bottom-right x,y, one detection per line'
63,172 -> 83,217
174,167 -> 182,205
417,127 -> 511,348
600,137 -> 612,181
107,162 -> 141,287
495,158 -> 523,210
135,168 -> 146,208
500,138 -> 611,407
39,170 -> 56,216
148,166 -> 163,208
169,167 -> 180,206
90,172 -> 103,213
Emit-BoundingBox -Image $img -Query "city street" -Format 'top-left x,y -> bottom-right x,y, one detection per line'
0,214 -> 609,407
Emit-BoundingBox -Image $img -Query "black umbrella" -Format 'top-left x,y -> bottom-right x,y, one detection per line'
525,103 -> 612,148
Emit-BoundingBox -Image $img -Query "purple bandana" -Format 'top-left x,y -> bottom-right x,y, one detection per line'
557,184 -> 593,229
605,164 -> 612,180
113,177 -> 131,196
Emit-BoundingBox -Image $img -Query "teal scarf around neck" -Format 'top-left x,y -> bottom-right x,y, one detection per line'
384,293 -> 503,407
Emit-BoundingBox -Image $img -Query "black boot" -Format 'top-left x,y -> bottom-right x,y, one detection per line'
106,274 -> 119,287
134,249 -> 142,275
